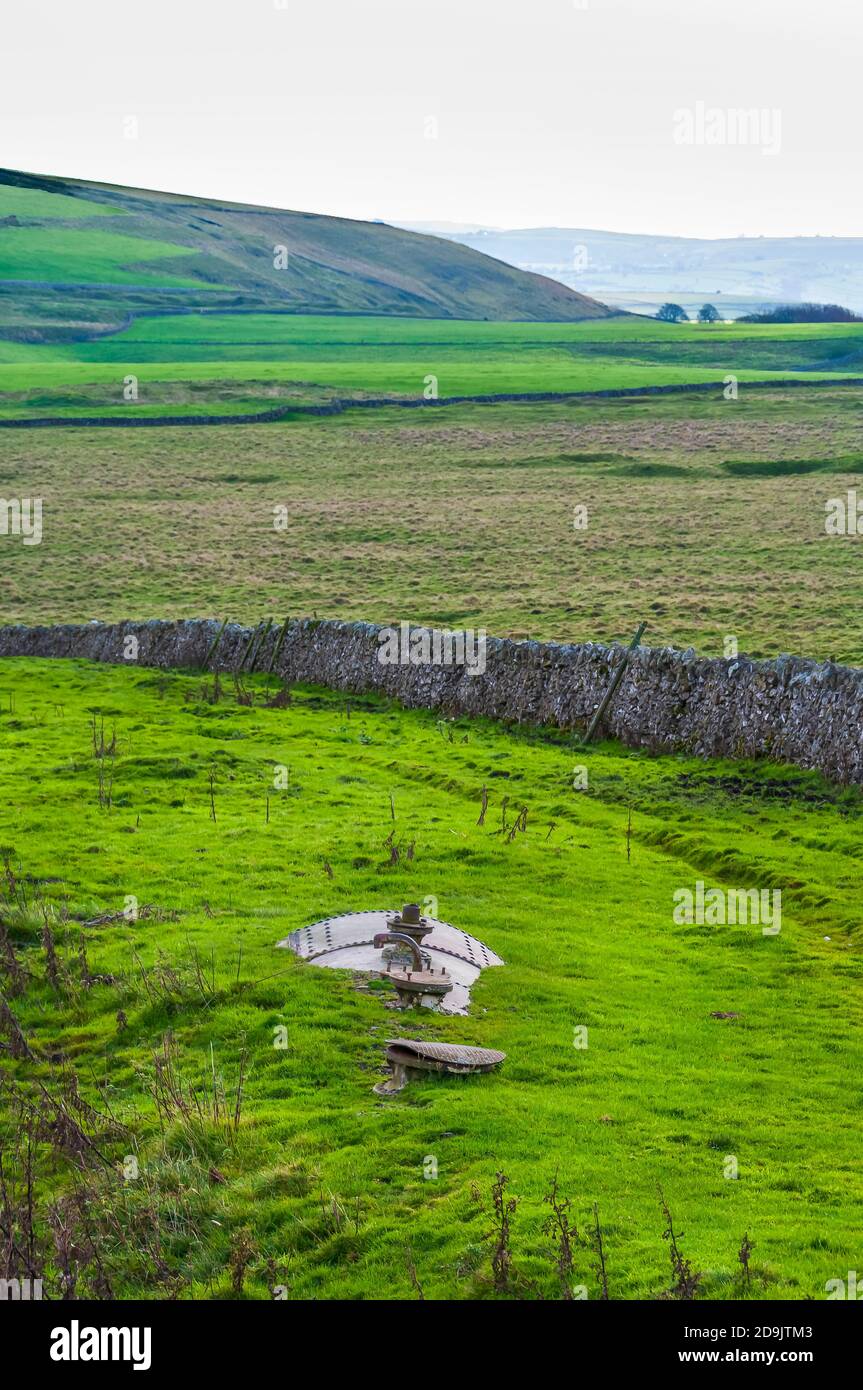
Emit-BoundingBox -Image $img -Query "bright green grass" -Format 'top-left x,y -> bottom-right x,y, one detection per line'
108,315 -> 863,345
0,315 -> 861,403
0,657 -> 861,1299
0,228 -> 204,287
0,183 -> 122,219
1,357 -> 842,400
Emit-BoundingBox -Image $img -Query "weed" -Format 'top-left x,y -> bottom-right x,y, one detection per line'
658,1186 -> 701,1300
542,1172 -> 580,1300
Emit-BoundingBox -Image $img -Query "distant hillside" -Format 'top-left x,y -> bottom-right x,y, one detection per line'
401,224 -> 863,319
0,170 -> 616,339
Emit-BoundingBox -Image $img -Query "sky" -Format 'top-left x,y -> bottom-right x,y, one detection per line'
2,0 -> 861,239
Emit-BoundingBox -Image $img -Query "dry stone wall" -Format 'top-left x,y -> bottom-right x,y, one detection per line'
1,618 -> 861,784
2,377 -> 862,431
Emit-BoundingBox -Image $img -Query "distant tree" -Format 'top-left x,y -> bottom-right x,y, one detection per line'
697,303 -> 721,323
656,303 -> 689,323
738,302 -> 862,324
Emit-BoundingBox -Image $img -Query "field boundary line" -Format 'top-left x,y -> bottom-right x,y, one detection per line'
1,618 -> 861,784
1,376 -> 861,429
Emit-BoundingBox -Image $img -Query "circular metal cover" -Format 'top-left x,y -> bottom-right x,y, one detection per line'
277,909 -> 504,1016
282,910 -> 504,969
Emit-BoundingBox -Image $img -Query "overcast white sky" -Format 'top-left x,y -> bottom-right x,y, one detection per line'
2,0 -> 860,238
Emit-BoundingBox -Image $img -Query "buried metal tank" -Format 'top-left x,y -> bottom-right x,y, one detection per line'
277,903 -> 504,1014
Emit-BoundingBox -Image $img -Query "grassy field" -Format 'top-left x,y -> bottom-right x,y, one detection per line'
0,657 -> 860,1300
1,314 -> 862,408
2,295 -> 862,1304
2,384 -> 862,662
0,184 -> 124,219
0,229 -> 209,289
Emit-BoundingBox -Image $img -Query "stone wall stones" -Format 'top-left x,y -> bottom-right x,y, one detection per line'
1,618 -> 860,784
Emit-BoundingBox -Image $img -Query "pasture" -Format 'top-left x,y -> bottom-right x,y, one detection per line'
0,658 -> 860,1299
2,308 -> 862,1303
2,384 -> 862,662
1,315 -> 862,410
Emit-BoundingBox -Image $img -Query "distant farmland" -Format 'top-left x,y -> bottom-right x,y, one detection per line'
2,382 -> 863,663
1,315 -> 863,417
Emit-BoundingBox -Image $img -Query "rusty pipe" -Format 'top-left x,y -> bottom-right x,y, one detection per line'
372,931 -> 424,972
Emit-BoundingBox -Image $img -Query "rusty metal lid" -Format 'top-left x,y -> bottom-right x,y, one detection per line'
386,1038 -> 506,1070
387,970 -> 453,998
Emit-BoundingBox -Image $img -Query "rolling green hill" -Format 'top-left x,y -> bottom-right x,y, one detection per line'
0,169 -> 616,338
